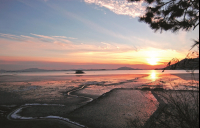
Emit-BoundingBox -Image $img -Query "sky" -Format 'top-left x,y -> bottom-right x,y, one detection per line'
0,0 -> 199,70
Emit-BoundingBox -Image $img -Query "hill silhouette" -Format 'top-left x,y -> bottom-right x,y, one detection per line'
164,58 -> 199,70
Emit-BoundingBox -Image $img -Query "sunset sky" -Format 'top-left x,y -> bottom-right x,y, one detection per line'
0,0 -> 199,70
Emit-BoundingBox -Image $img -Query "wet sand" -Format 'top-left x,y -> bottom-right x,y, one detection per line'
0,73 -> 199,128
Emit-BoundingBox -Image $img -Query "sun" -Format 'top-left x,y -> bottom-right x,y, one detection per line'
147,57 -> 159,65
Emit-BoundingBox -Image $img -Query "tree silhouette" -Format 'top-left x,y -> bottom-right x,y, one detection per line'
128,0 -> 199,33
128,0 -> 199,70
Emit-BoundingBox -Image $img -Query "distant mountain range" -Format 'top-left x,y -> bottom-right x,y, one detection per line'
0,69 -> 6,72
0,68 -> 54,72
117,67 -> 141,70
18,68 -> 48,72
0,67 -> 143,73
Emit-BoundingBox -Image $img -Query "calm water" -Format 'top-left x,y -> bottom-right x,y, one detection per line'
0,70 -> 199,76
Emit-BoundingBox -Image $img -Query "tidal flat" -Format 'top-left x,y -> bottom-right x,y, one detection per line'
0,71 -> 199,128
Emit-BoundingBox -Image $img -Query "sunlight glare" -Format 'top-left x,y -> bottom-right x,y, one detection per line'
150,70 -> 158,81
147,57 -> 159,65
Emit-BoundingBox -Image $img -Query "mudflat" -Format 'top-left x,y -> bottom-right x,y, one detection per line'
68,89 -> 158,128
0,73 -> 199,128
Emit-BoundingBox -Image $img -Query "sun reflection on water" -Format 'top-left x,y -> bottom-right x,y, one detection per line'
149,70 -> 158,81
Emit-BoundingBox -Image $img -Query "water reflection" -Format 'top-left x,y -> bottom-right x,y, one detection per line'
149,70 -> 158,81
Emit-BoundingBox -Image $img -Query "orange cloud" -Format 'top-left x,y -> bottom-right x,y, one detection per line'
0,33 -> 187,66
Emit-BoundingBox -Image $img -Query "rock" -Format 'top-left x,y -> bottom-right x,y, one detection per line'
75,70 -> 85,74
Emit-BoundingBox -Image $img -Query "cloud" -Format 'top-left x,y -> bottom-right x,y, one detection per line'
30,33 -> 55,40
0,33 -> 136,65
0,33 -> 186,66
84,0 -> 145,18
0,33 -> 134,53
0,33 -> 75,44
52,36 -> 77,40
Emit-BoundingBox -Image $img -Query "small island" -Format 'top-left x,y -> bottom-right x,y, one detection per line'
75,70 -> 85,74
